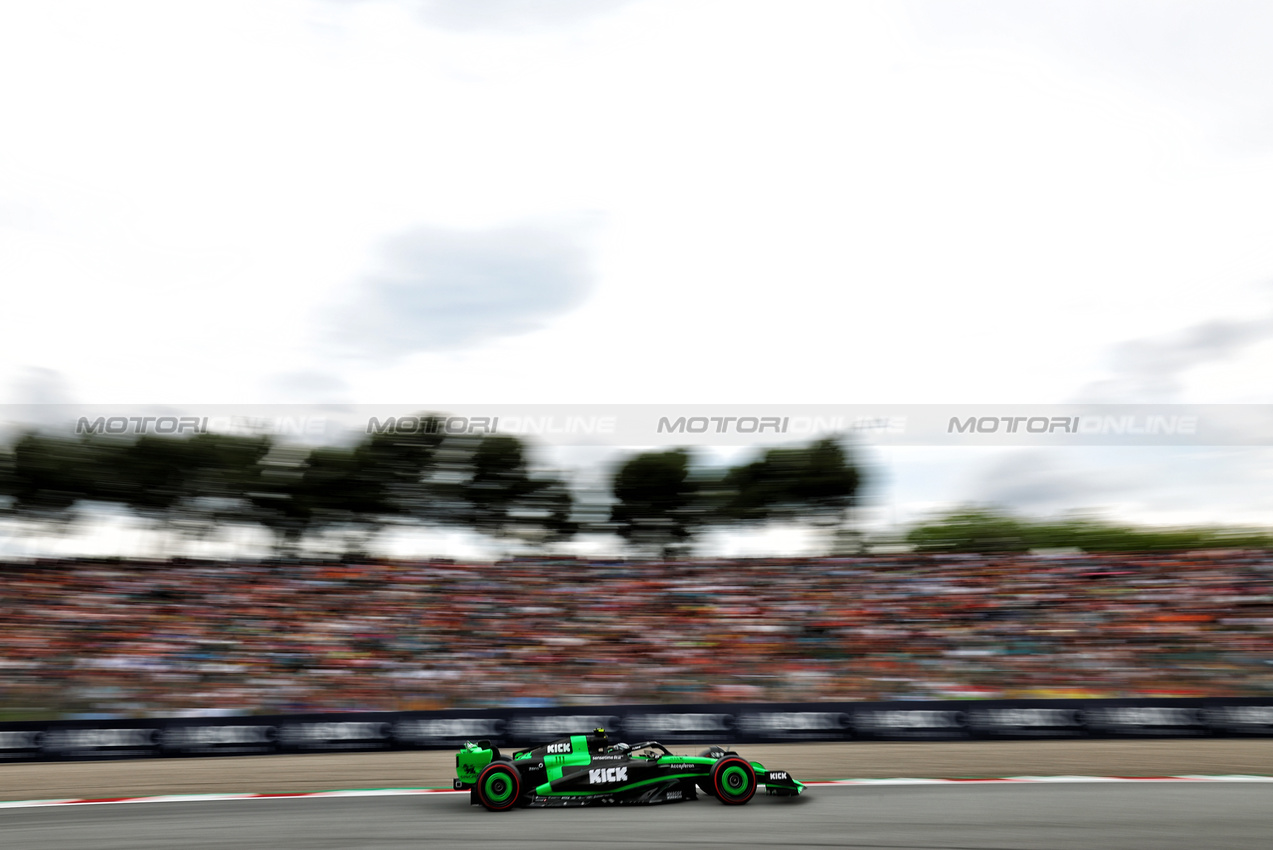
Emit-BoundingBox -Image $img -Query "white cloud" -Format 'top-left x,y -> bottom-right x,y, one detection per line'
3,0 -> 1273,548
906,0 -> 1273,151
1076,305 -> 1273,403
413,0 -> 638,32
330,221 -> 598,356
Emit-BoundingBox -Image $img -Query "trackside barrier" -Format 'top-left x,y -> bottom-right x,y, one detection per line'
2,698 -> 1272,762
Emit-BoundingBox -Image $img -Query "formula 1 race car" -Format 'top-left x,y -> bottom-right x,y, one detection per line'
453,728 -> 805,810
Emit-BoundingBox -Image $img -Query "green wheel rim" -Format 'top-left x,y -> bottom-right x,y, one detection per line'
484,770 -> 515,804
720,765 -> 750,796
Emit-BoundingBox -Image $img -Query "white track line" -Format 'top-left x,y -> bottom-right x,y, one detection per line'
3,777 -> 1271,809
0,789 -> 460,809
806,776 -> 1273,786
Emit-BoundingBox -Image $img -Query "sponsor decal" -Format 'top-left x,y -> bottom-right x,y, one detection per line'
666,790 -> 682,800
966,709 -> 1084,733
0,731 -> 43,751
7,698 -> 1273,768
588,767 -> 628,785
1086,707 -> 1204,730
509,715 -> 618,741
1205,705 -> 1273,732
768,772 -> 789,781
737,712 -> 849,737
279,721 -> 392,749
392,718 -> 503,744
853,710 -> 965,731
623,713 -> 732,738
161,725 -> 277,749
0,730 -> 44,758
43,728 -> 161,754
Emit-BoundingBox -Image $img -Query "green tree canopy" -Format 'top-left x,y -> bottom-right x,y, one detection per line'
609,448 -> 700,556
7,433 -> 105,526
905,507 -> 1273,553
712,438 -> 862,540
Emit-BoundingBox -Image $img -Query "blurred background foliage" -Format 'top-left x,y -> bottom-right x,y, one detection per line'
0,415 -> 1267,557
904,507 -> 1273,554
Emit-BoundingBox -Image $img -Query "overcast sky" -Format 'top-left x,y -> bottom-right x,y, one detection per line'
3,0 -> 1273,556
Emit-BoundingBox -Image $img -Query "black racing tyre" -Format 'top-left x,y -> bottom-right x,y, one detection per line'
710,756 -> 756,805
475,761 -> 522,812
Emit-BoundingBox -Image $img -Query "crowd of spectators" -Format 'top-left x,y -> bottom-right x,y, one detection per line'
1,552 -> 1271,719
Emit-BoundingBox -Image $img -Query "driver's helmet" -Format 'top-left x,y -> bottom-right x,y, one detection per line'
591,727 -> 610,751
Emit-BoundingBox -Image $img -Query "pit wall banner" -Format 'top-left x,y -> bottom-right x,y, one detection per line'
2,698 -> 1272,762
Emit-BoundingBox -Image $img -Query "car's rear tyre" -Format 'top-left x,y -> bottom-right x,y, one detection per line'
711,756 -> 756,805
475,761 -> 522,812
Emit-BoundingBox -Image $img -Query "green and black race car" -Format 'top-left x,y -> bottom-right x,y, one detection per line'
454,728 -> 806,810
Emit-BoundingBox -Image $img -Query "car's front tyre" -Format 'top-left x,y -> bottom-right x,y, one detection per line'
711,756 -> 756,805
475,761 -> 522,812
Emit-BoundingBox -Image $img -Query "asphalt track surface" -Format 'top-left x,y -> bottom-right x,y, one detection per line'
2,742 -> 1272,850
3,784 -> 1272,850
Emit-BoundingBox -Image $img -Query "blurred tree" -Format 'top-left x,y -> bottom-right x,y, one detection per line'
6,433 -> 102,530
904,507 -> 1273,553
162,433 -> 275,547
243,442 -> 312,554
905,508 -> 1029,554
186,432 -> 276,509
462,434 -> 577,549
609,448 -> 700,556
289,444 -> 394,554
358,414 -> 450,524
712,438 -> 862,548
99,435 -> 201,522
153,434 -> 399,556
85,433 -> 275,549
244,412 -> 468,554
237,417 -> 580,555
525,479 -> 579,546
0,444 -> 15,514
